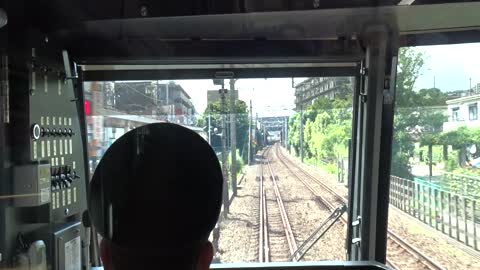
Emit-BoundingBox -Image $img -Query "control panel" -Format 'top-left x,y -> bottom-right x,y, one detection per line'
30,112 -> 84,220
13,163 -> 51,207
1,37 -> 88,270
11,47 -> 87,222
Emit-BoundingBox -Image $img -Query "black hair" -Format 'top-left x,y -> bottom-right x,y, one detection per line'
89,123 -> 223,267
108,239 -> 205,270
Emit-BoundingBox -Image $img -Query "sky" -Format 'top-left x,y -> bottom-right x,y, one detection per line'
173,43 -> 480,118
415,43 -> 480,91
178,78 -> 298,118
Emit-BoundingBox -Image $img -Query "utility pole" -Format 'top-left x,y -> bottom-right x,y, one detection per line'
248,99 -> 253,165
220,82 -> 229,216
263,121 -> 266,147
165,82 -> 169,104
470,77 -> 472,94
208,114 -> 211,144
166,82 -> 170,120
229,79 -> 237,196
285,116 -> 288,148
256,112 -> 259,147
300,105 -> 304,162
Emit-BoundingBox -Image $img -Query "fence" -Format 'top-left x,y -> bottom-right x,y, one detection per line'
442,172 -> 480,197
390,175 -> 480,251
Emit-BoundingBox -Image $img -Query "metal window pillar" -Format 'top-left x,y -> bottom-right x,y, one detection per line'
348,25 -> 398,263
229,79 -> 237,196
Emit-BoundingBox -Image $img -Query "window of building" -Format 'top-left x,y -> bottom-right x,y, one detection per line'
469,103 -> 478,120
452,107 -> 460,121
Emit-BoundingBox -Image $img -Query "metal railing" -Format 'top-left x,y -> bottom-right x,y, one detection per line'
390,175 -> 479,251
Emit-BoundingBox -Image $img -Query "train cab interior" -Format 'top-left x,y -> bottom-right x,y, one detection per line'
1,0 -> 480,270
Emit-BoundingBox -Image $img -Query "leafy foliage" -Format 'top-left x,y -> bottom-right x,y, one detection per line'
289,96 -> 352,165
396,48 -> 426,107
392,48 -> 448,178
204,100 -> 249,160
438,127 -> 480,149
289,47 -> 450,180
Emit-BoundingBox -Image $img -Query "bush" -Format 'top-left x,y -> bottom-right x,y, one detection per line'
445,151 -> 458,172
391,152 -> 412,179
228,149 -> 245,174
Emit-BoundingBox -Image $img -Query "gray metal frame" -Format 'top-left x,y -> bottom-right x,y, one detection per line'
59,3 -> 480,41
52,1 -> 480,266
348,25 -> 399,262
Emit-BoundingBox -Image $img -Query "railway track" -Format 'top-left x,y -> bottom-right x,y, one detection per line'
258,147 -> 298,262
273,144 -> 445,270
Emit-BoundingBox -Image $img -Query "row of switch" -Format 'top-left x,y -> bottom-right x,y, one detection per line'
51,187 -> 78,211
41,127 -> 74,137
32,124 -> 74,140
51,165 -> 79,190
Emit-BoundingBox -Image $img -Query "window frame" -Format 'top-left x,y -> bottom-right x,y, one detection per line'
452,107 -> 460,121
468,103 -> 478,121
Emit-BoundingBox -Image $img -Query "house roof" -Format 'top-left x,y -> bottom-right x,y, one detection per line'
446,94 -> 480,105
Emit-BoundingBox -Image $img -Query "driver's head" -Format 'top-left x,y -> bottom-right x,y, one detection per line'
88,123 -> 223,270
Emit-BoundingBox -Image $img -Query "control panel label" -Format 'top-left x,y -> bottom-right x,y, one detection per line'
56,192 -> 60,209
73,187 -> 77,203
41,116 -> 44,125
46,117 -> 50,126
64,236 -> 81,270
62,190 -> 66,207
59,140 -> 63,155
41,141 -> 45,158
53,140 -> 57,156
53,117 -> 56,126
67,189 -> 71,205
33,141 -> 37,159
40,187 -> 50,204
52,192 -> 56,209
69,139 -> 73,154
61,157 -> 64,165
47,140 -> 51,157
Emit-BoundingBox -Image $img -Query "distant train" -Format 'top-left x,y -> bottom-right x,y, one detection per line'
267,131 -> 282,145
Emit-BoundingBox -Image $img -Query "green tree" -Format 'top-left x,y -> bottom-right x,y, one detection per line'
288,48 -> 445,180
204,100 -> 249,161
196,117 -> 206,129
396,48 -> 425,107
288,113 -> 301,155
289,95 -> 353,165
391,48 -> 449,179
437,127 -> 480,167
417,88 -> 447,107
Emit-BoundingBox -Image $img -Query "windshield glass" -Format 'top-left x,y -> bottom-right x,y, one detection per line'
84,77 -> 353,263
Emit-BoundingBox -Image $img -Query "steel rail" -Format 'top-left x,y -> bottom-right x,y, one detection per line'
274,144 -> 445,270
258,149 -> 270,262
264,147 -> 299,260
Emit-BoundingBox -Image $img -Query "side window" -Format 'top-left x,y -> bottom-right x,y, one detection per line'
452,107 -> 460,121
468,103 -> 477,120
388,44 -> 480,270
